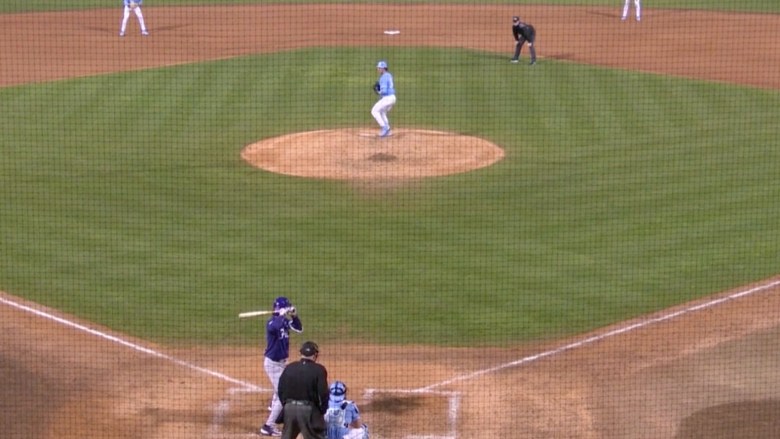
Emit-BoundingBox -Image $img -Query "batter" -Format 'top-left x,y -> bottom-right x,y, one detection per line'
260,296 -> 303,437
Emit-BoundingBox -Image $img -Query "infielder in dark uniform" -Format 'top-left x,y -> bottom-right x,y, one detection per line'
278,341 -> 329,439
511,16 -> 537,65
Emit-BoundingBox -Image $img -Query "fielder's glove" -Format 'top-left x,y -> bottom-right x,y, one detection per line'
129,2 -> 139,9
373,82 -> 381,95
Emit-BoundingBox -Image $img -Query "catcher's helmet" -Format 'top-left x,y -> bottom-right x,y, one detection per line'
376,60 -> 388,69
329,381 -> 347,402
273,296 -> 291,310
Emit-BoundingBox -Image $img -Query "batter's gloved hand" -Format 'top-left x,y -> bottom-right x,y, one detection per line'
288,306 -> 297,317
373,82 -> 381,95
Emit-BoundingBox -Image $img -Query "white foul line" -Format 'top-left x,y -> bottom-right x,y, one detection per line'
0,295 -> 264,392
417,278 -> 780,392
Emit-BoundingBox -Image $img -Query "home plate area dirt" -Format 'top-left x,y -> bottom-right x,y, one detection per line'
2,4 -> 780,439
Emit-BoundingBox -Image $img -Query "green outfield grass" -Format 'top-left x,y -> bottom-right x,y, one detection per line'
3,0 -> 779,13
1,47 -> 778,346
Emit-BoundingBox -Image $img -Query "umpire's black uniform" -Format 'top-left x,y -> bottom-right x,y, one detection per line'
278,341 -> 329,439
511,16 -> 537,65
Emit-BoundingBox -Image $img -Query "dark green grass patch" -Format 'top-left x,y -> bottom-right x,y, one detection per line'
1,48 -> 778,346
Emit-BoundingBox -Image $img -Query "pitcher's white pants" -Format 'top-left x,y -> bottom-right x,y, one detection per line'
121,6 -> 147,33
371,95 -> 396,129
622,0 -> 641,20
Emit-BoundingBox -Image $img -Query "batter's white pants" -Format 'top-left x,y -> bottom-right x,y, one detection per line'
121,6 -> 147,33
371,95 -> 397,129
622,0 -> 641,20
264,357 -> 286,426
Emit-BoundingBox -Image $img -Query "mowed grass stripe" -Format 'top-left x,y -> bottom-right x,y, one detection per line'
0,48 -> 778,345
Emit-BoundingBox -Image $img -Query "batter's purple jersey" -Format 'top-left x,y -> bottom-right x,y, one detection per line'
264,314 -> 302,361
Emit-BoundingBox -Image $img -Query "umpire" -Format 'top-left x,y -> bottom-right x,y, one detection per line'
511,16 -> 537,65
278,341 -> 330,439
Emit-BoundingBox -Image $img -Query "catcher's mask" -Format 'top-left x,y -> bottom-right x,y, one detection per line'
273,296 -> 291,311
329,381 -> 347,402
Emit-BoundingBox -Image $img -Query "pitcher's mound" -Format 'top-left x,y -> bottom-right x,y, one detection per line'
241,128 -> 504,180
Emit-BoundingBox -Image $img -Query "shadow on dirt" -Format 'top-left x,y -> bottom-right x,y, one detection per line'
675,399 -> 780,439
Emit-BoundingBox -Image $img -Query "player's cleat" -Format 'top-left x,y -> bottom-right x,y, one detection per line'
258,424 -> 281,437
141,30 -> 149,36
119,32 -> 125,37
510,59 -> 519,63
529,60 -> 536,66
378,127 -> 392,138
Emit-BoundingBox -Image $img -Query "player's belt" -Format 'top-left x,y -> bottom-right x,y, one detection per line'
286,400 -> 311,406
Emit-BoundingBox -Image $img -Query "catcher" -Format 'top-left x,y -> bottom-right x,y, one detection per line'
325,381 -> 369,439
120,0 -> 149,37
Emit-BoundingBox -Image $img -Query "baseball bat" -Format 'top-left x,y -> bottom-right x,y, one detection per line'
238,310 -> 273,319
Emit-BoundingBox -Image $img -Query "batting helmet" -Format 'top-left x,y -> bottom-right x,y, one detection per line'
273,296 -> 291,311
329,381 -> 347,402
376,60 -> 388,69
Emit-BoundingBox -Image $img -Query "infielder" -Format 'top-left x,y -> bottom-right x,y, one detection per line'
119,0 -> 149,37
325,381 -> 369,439
259,296 -> 303,437
622,0 -> 642,21
371,60 -> 396,138
510,16 -> 536,66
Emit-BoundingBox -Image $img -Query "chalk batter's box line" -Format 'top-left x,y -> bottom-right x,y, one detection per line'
3,275 -> 779,439
364,388 -> 460,439
226,387 -> 460,439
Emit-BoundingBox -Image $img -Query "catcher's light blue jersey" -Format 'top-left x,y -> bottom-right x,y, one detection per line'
325,399 -> 362,439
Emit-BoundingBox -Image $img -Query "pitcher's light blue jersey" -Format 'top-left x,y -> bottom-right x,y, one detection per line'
377,71 -> 395,97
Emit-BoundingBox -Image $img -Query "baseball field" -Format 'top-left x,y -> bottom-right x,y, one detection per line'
1,1 -> 779,438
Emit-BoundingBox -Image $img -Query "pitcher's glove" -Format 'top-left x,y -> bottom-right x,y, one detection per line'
373,82 -> 381,95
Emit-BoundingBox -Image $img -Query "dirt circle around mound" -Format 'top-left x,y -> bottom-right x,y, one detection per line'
241,128 -> 505,180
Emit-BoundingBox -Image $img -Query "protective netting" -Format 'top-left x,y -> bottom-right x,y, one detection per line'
1,2 -> 779,438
